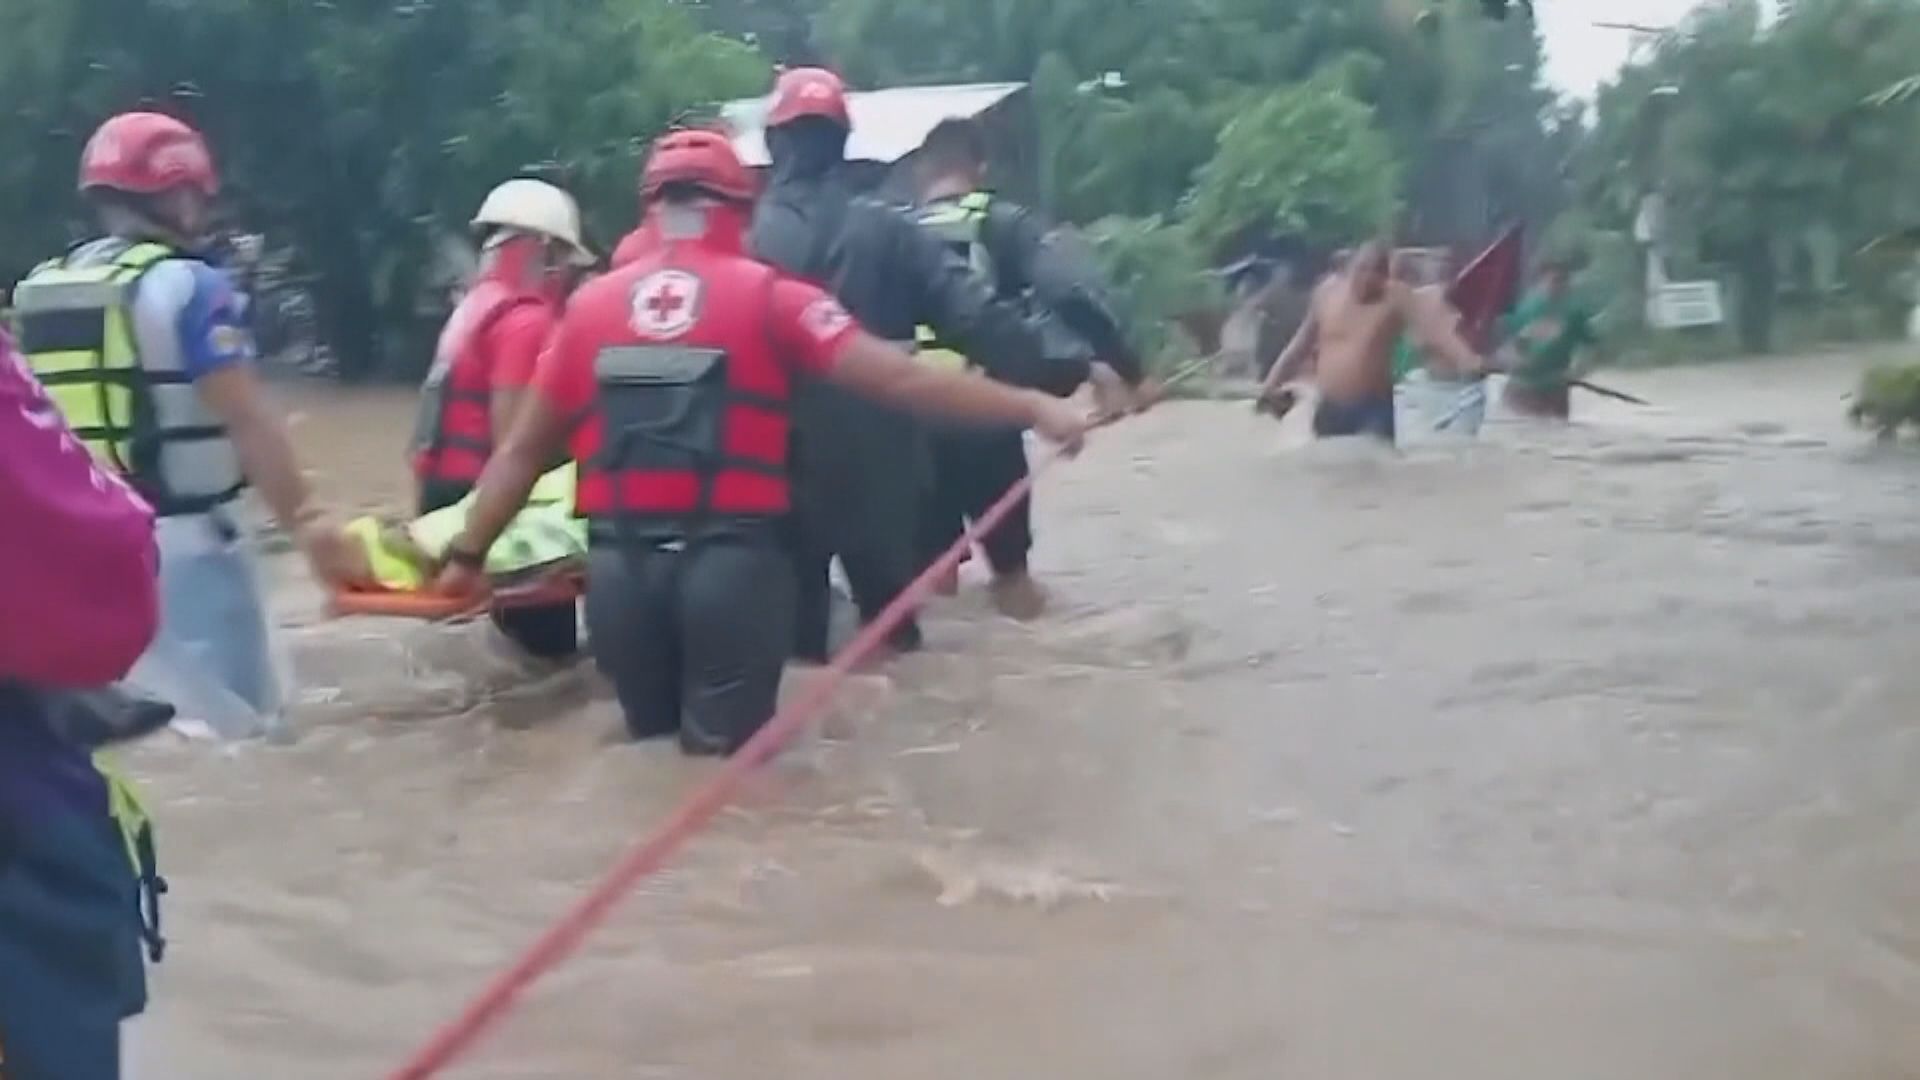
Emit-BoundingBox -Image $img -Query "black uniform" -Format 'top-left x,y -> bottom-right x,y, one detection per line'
751,135 -> 1082,662
913,192 -> 1142,577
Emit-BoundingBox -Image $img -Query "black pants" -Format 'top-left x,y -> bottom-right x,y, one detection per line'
788,385 -> 926,663
584,534 -> 794,755
1312,396 -> 1397,443
788,519 -> 924,663
418,480 -> 579,660
919,425 -> 1032,576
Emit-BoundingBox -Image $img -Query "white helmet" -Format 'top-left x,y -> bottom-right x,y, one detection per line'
471,178 -> 594,265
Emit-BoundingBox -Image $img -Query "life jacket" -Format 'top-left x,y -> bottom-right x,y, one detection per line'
913,191 -> 998,372
410,278 -> 543,486
573,246 -> 795,542
12,240 -> 245,517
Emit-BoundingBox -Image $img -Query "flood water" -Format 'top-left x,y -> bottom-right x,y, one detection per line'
134,349 -> 1920,1079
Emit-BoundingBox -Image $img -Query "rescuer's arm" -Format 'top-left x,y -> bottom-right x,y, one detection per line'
992,206 -> 1146,387
194,364 -> 364,586
829,333 -> 1090,453
772,279 -> 1090,452
897,211 -> 1090,395
438,315 -> 587,596
194,365 -> 366,590
176,261 -> 361,584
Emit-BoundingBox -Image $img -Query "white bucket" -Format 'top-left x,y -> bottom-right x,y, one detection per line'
1395,370 -> 1501,443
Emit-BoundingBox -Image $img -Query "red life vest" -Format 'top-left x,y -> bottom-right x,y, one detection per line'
411,278 -> 542,486
573,244 -> 795,539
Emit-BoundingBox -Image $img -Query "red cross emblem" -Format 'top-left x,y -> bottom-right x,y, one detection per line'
630,269 -> 702,339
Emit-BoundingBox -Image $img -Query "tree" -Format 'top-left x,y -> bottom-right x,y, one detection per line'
0,0 -> 768,378
1078,216 -> 1218,366
1185,81 -> 1402,255
1580,0 -> 1920,351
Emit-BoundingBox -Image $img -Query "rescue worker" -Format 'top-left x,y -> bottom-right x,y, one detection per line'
748,67 -> 1092,662
0,326 -> 162,1080
910,117 -> 1151,619
412,178 -> 594,659
10,112 -> 359,739
434,130 -> 1090,755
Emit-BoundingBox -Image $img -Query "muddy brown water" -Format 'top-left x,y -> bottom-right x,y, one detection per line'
132,350 -> 1920,1079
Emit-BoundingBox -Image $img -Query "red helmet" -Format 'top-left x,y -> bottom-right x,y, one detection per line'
766,67 -> 851,129
642,129 -> 758,204
79,112 -> 220,197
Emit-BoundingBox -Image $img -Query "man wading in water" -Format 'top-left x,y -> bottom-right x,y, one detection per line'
1256,239 -> 1491,443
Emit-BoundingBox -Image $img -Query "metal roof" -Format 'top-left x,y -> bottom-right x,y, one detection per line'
721,82 -> 1026,167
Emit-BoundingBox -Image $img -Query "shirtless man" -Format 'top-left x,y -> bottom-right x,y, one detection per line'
1256,239 -> 1490,442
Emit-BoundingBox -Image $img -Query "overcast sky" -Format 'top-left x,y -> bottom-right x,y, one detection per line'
1535,0 -> 1719,99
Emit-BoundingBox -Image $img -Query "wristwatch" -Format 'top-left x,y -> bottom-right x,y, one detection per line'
445,540 -> 486,570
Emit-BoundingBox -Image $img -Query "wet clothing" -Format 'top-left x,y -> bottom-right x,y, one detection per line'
412,267 -> 568,657
586,533 -> 794,752
1502,288 -> 1596,394
0,331 -> 160,684
125,511 -> 285,739
1313,396 -> 1398,443
419,478 -> 578,659
1502,380 -> 1571,419
531,208 -> 857,751
751,145 -> 1076,662
356,465 -> 584,592
412,269 -> 573,656
13,239 -> 248,517
915,191 -> 1141,385
919,424 -> 1032,576
910,190 -> 1134,582
0,329 -> 160,1080
412,281 -> 554,488
15,234 -> 286,739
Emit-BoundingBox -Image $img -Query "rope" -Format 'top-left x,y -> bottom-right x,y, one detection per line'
387,357 -> 1212,1079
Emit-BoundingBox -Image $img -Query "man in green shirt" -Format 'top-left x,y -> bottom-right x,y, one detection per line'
1500,261 -> 1598,419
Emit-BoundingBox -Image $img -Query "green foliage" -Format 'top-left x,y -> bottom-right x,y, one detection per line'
814,0 -> 1559,241
1078,216 -> 1218,368
1185,82 -> 1402,254
0,0 -> 1576,376
1576,0 -> 1920,353
1849,361 -> 1920,438
0,0 -> 769,377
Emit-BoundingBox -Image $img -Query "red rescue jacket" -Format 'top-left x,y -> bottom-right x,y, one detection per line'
573,237 -> 795,539
411,278 -> 544,486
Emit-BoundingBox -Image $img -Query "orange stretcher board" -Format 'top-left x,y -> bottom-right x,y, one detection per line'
327,571 -> 585,621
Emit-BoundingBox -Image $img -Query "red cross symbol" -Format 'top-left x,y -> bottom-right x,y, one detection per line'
646,283 -> 686,321
631,270 -> 701,338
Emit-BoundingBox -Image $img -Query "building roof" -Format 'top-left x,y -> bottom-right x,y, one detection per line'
721,82 -> 1026,167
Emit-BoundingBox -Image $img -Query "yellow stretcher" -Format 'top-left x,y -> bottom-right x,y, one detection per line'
329,464 -> 587,621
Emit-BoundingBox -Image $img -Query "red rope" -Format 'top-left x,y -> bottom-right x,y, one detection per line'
387,447 -> 1062,1079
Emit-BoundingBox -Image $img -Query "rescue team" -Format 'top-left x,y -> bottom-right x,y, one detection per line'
2,70 -> 1512,1078
0,79 -> 1106,1076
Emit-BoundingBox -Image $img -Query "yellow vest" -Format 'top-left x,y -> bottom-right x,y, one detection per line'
12,241 -> 244,516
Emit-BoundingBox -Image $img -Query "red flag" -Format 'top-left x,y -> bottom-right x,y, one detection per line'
1445,224 -> 1525,353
